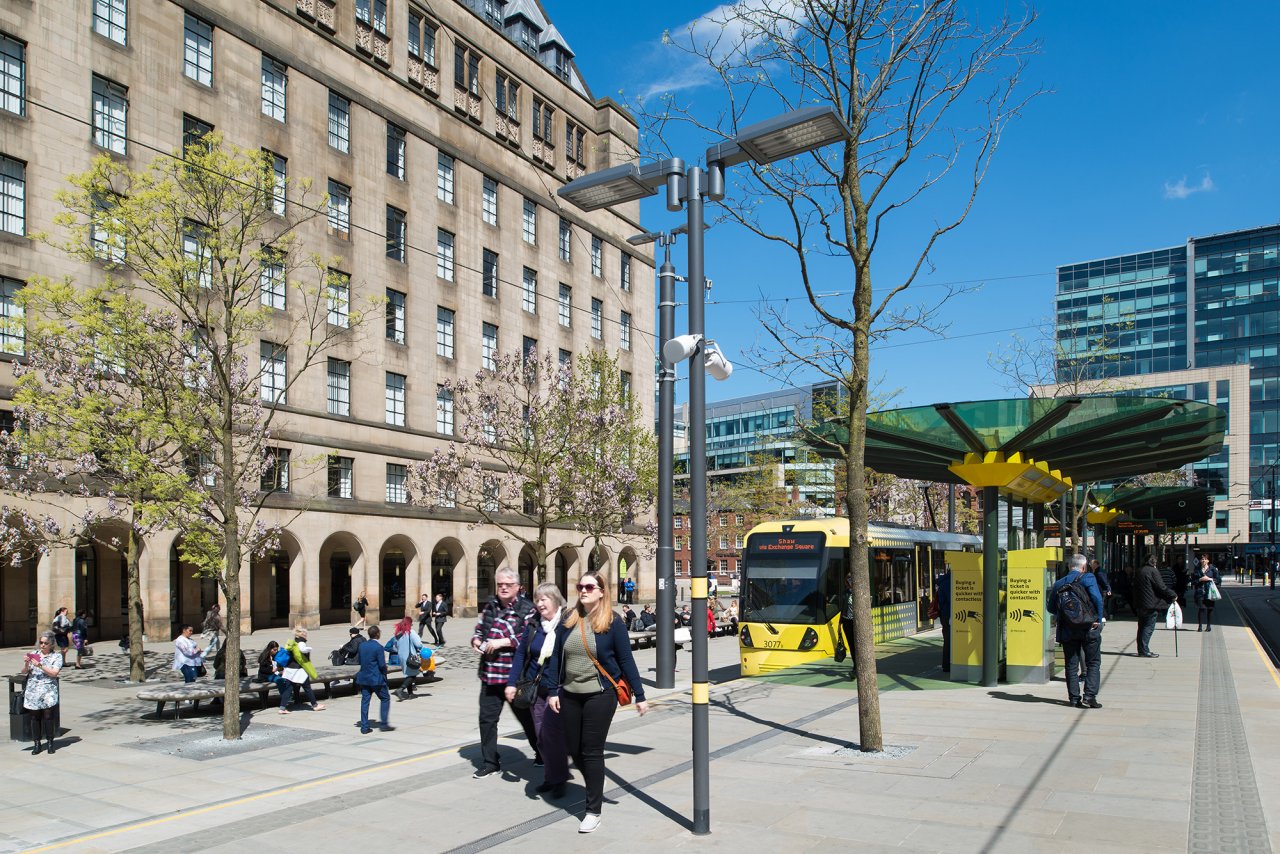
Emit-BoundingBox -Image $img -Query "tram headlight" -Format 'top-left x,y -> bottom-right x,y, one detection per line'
739,626 -> 753,647
799,628 -> 819,650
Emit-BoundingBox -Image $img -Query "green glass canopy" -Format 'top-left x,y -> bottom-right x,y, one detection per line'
807,396 -> 1227,486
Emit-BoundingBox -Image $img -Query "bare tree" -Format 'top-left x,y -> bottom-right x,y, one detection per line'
644,0 -> 1041,751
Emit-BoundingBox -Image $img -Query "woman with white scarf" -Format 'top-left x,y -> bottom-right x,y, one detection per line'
506,581 -> 570,798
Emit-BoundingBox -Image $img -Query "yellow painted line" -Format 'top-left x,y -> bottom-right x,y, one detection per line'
23,741 -> 465,853
1246,628 -> 1280,691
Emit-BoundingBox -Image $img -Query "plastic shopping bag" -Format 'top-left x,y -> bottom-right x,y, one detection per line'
1207,581 -> 1222,601
1166,600 -> 1183,629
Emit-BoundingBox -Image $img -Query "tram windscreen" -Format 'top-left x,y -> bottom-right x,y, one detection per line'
742,531 -> 826,624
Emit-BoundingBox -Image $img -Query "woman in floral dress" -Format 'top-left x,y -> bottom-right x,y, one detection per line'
21,632 -> 63,754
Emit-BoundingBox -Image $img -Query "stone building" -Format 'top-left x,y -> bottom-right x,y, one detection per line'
0,0 -> 654,644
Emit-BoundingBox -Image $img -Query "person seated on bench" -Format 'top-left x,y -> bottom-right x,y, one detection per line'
638,605 -> 657,630
331,627 -> 365,665
620,604 -> 637,631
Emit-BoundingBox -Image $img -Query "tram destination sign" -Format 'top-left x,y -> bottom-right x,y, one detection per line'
1116,519 -> 1166,535
746,530 -> 826,558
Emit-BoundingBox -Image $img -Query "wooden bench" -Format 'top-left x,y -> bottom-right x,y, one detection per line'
137,681 -> 228,719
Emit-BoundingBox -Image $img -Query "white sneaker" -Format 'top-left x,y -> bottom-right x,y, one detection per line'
579,814 -> 601,833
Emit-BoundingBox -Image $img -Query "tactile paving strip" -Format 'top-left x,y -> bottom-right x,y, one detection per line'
1189,630 -> 1272,853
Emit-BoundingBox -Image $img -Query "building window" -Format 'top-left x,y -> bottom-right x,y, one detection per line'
719,559 -> 729,575
387,122 -> 405,179
482,323 -> 498,370
620,253 -> 632,291
675,559 -> 683,576
591,298 -> 602,339
437,152 -> 454,203
386,205 -> 406,261
261,56 -> 287,122
558,348 -> 571,372
327,179 -> 350,239
558,217 -> 572,262
259,341 -> 286,403
0,35 -> 22,117
735,533 -> 744,548
90,193 -> 125,263
674,517 -> 683,529
736,514 -> 745,526
408,10 -> 437,66
386,463 -> 408,503
436,306 -> 455,358
435,386 -> 454,434
590,236 -> 602,277
482,249 -> 499,298
182,114 -> 213,156
620,371 -> 631,400
327,358 -> 351,416
183,222 -> 211,289
356,0 -> 387,34
454,44 -> 480,96
386,288 -> 406,344
719,535 -> 729,549
261,448 -> 290,492
183,15 -> 213,87
522,336 -> 537,364
720,515 -> 728,527
91,76 -> 128,155
558,284 -> 572,327
482,176 -> 498,226
327,90 -> 350,153
93,0 -> 127,45
620,311 -> 631,350
326,271 -> 350,328
522,198 -> 536,244
259,251 -> 285,310
328,456 -> 353,499
266,151 -> 286,215
532,98 -> 553,144
565,121 -> 586,167
522,267 -> 537,314
385,371 -> 406,426
437,229 -> 455,281
495,71 -> 519,120
1,277 -> 24,355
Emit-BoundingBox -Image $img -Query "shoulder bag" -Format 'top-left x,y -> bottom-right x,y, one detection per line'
581,620 -> 632,706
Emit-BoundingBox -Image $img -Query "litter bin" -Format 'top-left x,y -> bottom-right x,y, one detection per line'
8,675 -> 27,741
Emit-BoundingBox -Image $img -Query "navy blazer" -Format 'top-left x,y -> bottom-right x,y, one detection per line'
551,613 -> 645,702
509,617 -> 561,693
355,638 -> 388,687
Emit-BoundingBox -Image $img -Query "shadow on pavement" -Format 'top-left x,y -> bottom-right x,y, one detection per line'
987,690 -> 1069,705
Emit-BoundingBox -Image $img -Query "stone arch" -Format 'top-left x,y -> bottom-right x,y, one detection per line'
251,529 -> 302,631
429,537 -> 465,611
378,534 -> 420,625
587,544 -> 613,596
318,530 -> 366,626
475,539 -> 508,609
552,546 -> 579,598
517,544 -> 538,594
1,540 -> 40,647
618,547 -> 641,603
169,538 -> 217,640
76,519 -> 133,641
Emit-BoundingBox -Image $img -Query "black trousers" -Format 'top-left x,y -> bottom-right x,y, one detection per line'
478,683 -> 538,771
559,688 -> 618,816
431,618 -> 446,645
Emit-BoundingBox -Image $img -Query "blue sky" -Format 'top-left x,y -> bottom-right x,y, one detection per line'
555,1 -> 1280,408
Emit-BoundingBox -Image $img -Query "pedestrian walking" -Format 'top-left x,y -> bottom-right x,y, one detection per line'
548,571 -> 648,833
20,633 -> 63,755
172,624 -> 204,682
1134,555 -> 1178,657
839,574 -> 857,680
507,582 -> 570,799
1049,554 -> 1105,708
392,616 -> 428,701
430,592 -> 449,646
70,609 -> 90,669
471,567 -> 539,778
51,606 -> 72,658
353,590 -> 369,629
934,566 -> 952,673
201,603 -> 224,658
416,594 -> 431,637
1192,554 -> 1223,632
624,577 -> 635,604
356,625 -> 394,733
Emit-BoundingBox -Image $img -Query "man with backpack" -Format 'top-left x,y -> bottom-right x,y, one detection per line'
1048,553 -> 1106,709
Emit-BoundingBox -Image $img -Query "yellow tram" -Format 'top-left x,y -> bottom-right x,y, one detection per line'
738,517 -> 980,675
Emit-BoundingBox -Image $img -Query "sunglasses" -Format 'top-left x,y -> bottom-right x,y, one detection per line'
576,583 -> 599,592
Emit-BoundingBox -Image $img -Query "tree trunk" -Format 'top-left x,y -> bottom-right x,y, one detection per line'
846,362 -> 884,752
126,520 -> 146,682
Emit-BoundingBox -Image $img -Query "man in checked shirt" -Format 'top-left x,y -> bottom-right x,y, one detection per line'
471,565 -> 539,779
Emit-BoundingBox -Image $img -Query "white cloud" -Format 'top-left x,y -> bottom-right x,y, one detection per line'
1163,172 -> 1215,200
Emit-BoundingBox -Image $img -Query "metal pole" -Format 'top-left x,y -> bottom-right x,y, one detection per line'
982,486 -> 999,687
685,165 -> 711,835
656,238 -> 677,689
947,483 -> 956,533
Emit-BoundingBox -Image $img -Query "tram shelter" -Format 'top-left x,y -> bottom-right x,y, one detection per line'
808,396 -> 1226,686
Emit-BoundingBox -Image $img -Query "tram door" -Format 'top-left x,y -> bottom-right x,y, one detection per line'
916,545 -> 932,624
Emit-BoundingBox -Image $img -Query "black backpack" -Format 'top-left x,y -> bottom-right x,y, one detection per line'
1055,574 -> 1097,625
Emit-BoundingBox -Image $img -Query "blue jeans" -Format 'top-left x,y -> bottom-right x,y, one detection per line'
1137,609 -> 1159,655
181,664 -> 199,683
359,683 -> 390,729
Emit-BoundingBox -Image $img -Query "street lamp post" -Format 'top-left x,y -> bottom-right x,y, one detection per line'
560,105 -> 852,835
628,225 -> 688,689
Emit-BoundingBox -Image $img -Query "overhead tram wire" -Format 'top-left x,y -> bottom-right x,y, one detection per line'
19,95 -> 656,349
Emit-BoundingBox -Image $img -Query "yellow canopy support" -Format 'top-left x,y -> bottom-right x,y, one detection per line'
948,451 -> 1072,503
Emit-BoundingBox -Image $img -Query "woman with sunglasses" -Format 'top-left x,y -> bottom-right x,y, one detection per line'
20,632 -> 63,754
547,572 -> 648,833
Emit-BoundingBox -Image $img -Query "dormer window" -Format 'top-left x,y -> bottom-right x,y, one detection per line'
483,0 -> 504,26
551,47 -> 570,82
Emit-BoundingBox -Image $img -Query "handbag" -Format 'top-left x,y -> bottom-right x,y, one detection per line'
282,666 -> 308,684
195,664 -> 208,678
1207,581 -> 1222,601
927,600 -> 940,620
406,652 -> 423,670
581,620 -> 632,706
512,664 -> 543,710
